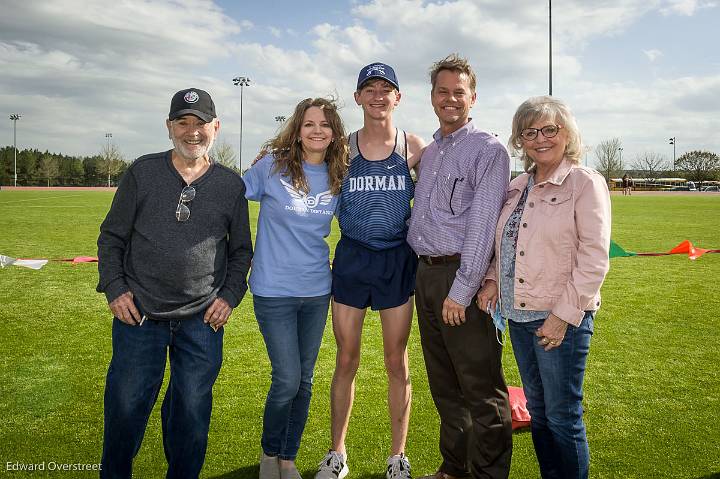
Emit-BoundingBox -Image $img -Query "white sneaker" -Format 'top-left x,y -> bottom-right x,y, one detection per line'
315,450 -> 349,479
386,453 -> 412,479
260,452 -> 280,479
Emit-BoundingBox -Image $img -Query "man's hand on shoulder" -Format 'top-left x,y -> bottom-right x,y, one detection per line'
204,297 -> 233,332
108,291 -> 142,325
251,148 -> 270,167
442,296 -> 466,326
406,133 -> 426,170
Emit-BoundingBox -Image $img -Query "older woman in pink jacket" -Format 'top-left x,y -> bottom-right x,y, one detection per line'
477,96 -> 611,479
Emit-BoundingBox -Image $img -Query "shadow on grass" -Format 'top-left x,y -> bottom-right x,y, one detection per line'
208,464 -> 257,479
207,466 -> 385,479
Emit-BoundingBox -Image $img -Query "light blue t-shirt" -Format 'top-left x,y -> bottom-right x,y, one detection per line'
242,154 -> 338,297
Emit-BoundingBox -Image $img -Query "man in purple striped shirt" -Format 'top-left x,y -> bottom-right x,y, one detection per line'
408,54 -> 512,479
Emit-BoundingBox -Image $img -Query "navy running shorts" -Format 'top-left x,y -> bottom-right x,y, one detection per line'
331,235 -> 418,311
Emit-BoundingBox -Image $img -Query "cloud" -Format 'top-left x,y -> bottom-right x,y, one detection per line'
660,0 -> 717,15
667,75 -> 720,113
563,73 -> 720,164
0,1 -> 244,158
644,49 -> 664,62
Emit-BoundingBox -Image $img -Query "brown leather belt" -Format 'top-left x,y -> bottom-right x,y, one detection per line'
419,254 -> 461,265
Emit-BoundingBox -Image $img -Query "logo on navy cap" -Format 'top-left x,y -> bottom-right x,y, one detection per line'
366,64 -> 386,77
184,91 -> 199,103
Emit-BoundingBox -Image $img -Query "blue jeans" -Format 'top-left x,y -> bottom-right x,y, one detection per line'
101,312 -> 223,479
253,294 -> 330,460
509,312 -> 594,479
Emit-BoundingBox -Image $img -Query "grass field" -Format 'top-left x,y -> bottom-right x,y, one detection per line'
0,190 -> 719,478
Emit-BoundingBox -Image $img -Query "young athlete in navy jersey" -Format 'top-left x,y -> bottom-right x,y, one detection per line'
315,63 -> 425,479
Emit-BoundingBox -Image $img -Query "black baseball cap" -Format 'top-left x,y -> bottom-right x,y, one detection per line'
169,88 -> 216,122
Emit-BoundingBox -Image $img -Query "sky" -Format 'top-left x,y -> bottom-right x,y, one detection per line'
1,0 -> 719,172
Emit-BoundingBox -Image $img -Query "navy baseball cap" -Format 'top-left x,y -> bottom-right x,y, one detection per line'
357,63 -> 399,91
169,88 -> 216,122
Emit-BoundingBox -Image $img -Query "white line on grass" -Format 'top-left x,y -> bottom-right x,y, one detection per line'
0,194 -> 87,204
0,205 -> 88,208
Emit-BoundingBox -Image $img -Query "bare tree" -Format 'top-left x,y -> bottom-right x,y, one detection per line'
210,140 -> 238,171
675,150 -> 720,182
595,138 -> 624,182
37,154 -> 60,187
99,143 -> 125,187
631,152 -> 669,179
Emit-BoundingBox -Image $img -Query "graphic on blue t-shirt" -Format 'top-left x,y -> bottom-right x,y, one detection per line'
280,178 -> 334,214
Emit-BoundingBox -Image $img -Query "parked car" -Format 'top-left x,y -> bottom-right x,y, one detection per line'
701,186 -> 719,192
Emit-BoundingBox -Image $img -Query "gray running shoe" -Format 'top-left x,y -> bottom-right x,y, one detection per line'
315,450 -> 349,479
386,454 -> 412,479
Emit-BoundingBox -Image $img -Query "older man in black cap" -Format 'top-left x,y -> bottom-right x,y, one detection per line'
97,88 -> 253,479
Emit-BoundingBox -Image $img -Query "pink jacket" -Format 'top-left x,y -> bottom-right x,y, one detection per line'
485,159 -> 611,326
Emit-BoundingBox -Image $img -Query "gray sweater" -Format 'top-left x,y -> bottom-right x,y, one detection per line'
97,150 -> 253,319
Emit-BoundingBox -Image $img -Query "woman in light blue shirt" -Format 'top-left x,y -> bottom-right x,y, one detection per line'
242,98 -> 348,479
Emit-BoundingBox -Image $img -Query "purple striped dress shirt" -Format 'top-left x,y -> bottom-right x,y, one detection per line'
407,119 -> 510,306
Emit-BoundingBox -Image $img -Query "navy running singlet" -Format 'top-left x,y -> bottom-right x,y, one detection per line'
337,129 -> 414,250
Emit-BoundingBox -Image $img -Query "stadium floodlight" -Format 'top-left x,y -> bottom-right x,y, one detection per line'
669,137 -> 676,169
9,114 -> 21,187
232,76 -> 252,170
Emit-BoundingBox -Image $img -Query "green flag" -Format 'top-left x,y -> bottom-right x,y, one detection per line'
609,240 -> 637,258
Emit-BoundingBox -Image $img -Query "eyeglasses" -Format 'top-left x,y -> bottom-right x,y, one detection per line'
176,186 -> 196,222
520,124 -> 563,141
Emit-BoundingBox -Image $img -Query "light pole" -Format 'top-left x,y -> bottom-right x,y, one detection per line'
584,144 -> 592,167
669,137 -> 676,170
618,147 -> 623,166
232,76 -> 251,170
105,133 -> 113,187
10,114 -> 21,187
548,0 -> 553,95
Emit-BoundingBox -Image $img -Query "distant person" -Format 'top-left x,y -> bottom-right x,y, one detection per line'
315,62 -> 424,479
243,97 -> 349,479
97,88 -> 253,479
478,96 -> 611,479
622,173 -> 632,195
407,53 -> 513,479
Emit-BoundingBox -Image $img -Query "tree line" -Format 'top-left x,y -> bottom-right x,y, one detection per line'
2,139 -> 717,187
593,138 -> 720,183
0,145 -> 128,187
0,140 -> 245,187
